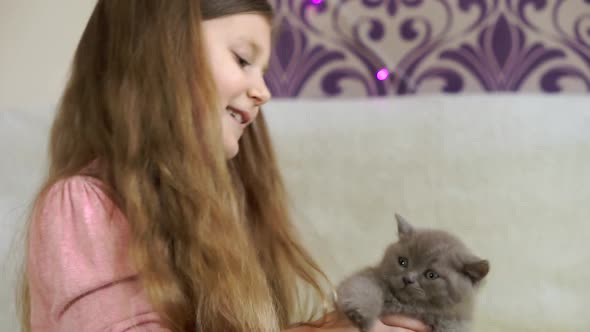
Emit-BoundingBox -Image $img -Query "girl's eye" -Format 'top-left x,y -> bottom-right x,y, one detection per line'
424,270 -> 439,280
234,53 -> 250,67
398,257 -> 409,268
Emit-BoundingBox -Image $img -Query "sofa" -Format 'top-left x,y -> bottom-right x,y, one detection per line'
1,95 -> 589,331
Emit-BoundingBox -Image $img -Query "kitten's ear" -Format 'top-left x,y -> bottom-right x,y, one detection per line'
462,259 -> 490,284
395,213 -> 414,239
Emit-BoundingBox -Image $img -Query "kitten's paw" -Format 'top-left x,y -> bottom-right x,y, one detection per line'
344,309 -> 372,332
344,308 -> 364,325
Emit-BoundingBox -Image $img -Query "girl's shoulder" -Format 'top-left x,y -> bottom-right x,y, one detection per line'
31,174 -> 130,265
40,174 -> 118,224
27,175 -> 166,330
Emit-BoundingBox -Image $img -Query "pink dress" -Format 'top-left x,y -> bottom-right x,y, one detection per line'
27,175 -> 171,331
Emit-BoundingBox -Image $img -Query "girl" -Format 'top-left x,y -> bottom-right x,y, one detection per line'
18,1 -> 430,331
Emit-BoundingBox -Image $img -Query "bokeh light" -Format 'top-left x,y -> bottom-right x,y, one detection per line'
376,68 -> 389,81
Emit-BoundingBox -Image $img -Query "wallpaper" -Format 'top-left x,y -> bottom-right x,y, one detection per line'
265,0 -> 590,97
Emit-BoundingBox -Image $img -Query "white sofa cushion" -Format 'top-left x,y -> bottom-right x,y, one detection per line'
1,95 -> 589,331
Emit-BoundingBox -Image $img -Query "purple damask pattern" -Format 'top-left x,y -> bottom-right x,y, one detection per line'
265,0 -> 590,97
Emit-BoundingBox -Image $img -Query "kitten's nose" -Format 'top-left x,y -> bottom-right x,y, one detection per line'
402,276 -> 415,285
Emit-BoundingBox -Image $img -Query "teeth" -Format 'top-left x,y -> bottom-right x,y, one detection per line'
227,108 -> 243,123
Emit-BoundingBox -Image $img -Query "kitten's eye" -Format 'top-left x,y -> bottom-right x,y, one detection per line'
398,257 -> 409,268
233,52 -> 250,68
424,270 -> 439,280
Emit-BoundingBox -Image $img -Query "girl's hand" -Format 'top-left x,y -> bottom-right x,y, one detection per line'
285,312 -> 431,332
376,315 -> 431,332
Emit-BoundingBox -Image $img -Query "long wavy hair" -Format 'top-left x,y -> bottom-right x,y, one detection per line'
17,1 -> 331,331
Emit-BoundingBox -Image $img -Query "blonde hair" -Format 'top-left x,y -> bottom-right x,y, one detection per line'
17,1 -> 331,331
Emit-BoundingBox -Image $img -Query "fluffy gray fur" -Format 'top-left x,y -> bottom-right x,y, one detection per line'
336,214 -> 489,332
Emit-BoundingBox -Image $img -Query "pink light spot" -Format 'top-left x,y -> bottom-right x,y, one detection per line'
376,68 -> 389,81
311,0 -> 323,4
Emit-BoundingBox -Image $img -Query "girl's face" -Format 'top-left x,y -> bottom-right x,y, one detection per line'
202,13 -> 272,159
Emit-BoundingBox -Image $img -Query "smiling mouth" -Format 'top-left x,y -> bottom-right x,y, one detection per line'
226,106 -> 250,124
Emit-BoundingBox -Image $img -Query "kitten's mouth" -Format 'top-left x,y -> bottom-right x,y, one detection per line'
388,284 -> 408,303
390,284 -> 426,303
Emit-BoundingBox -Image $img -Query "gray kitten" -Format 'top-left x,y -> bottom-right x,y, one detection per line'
336,214 -> 489,332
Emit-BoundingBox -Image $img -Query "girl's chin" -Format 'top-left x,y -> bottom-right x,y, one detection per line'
223,141 -> 239,159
